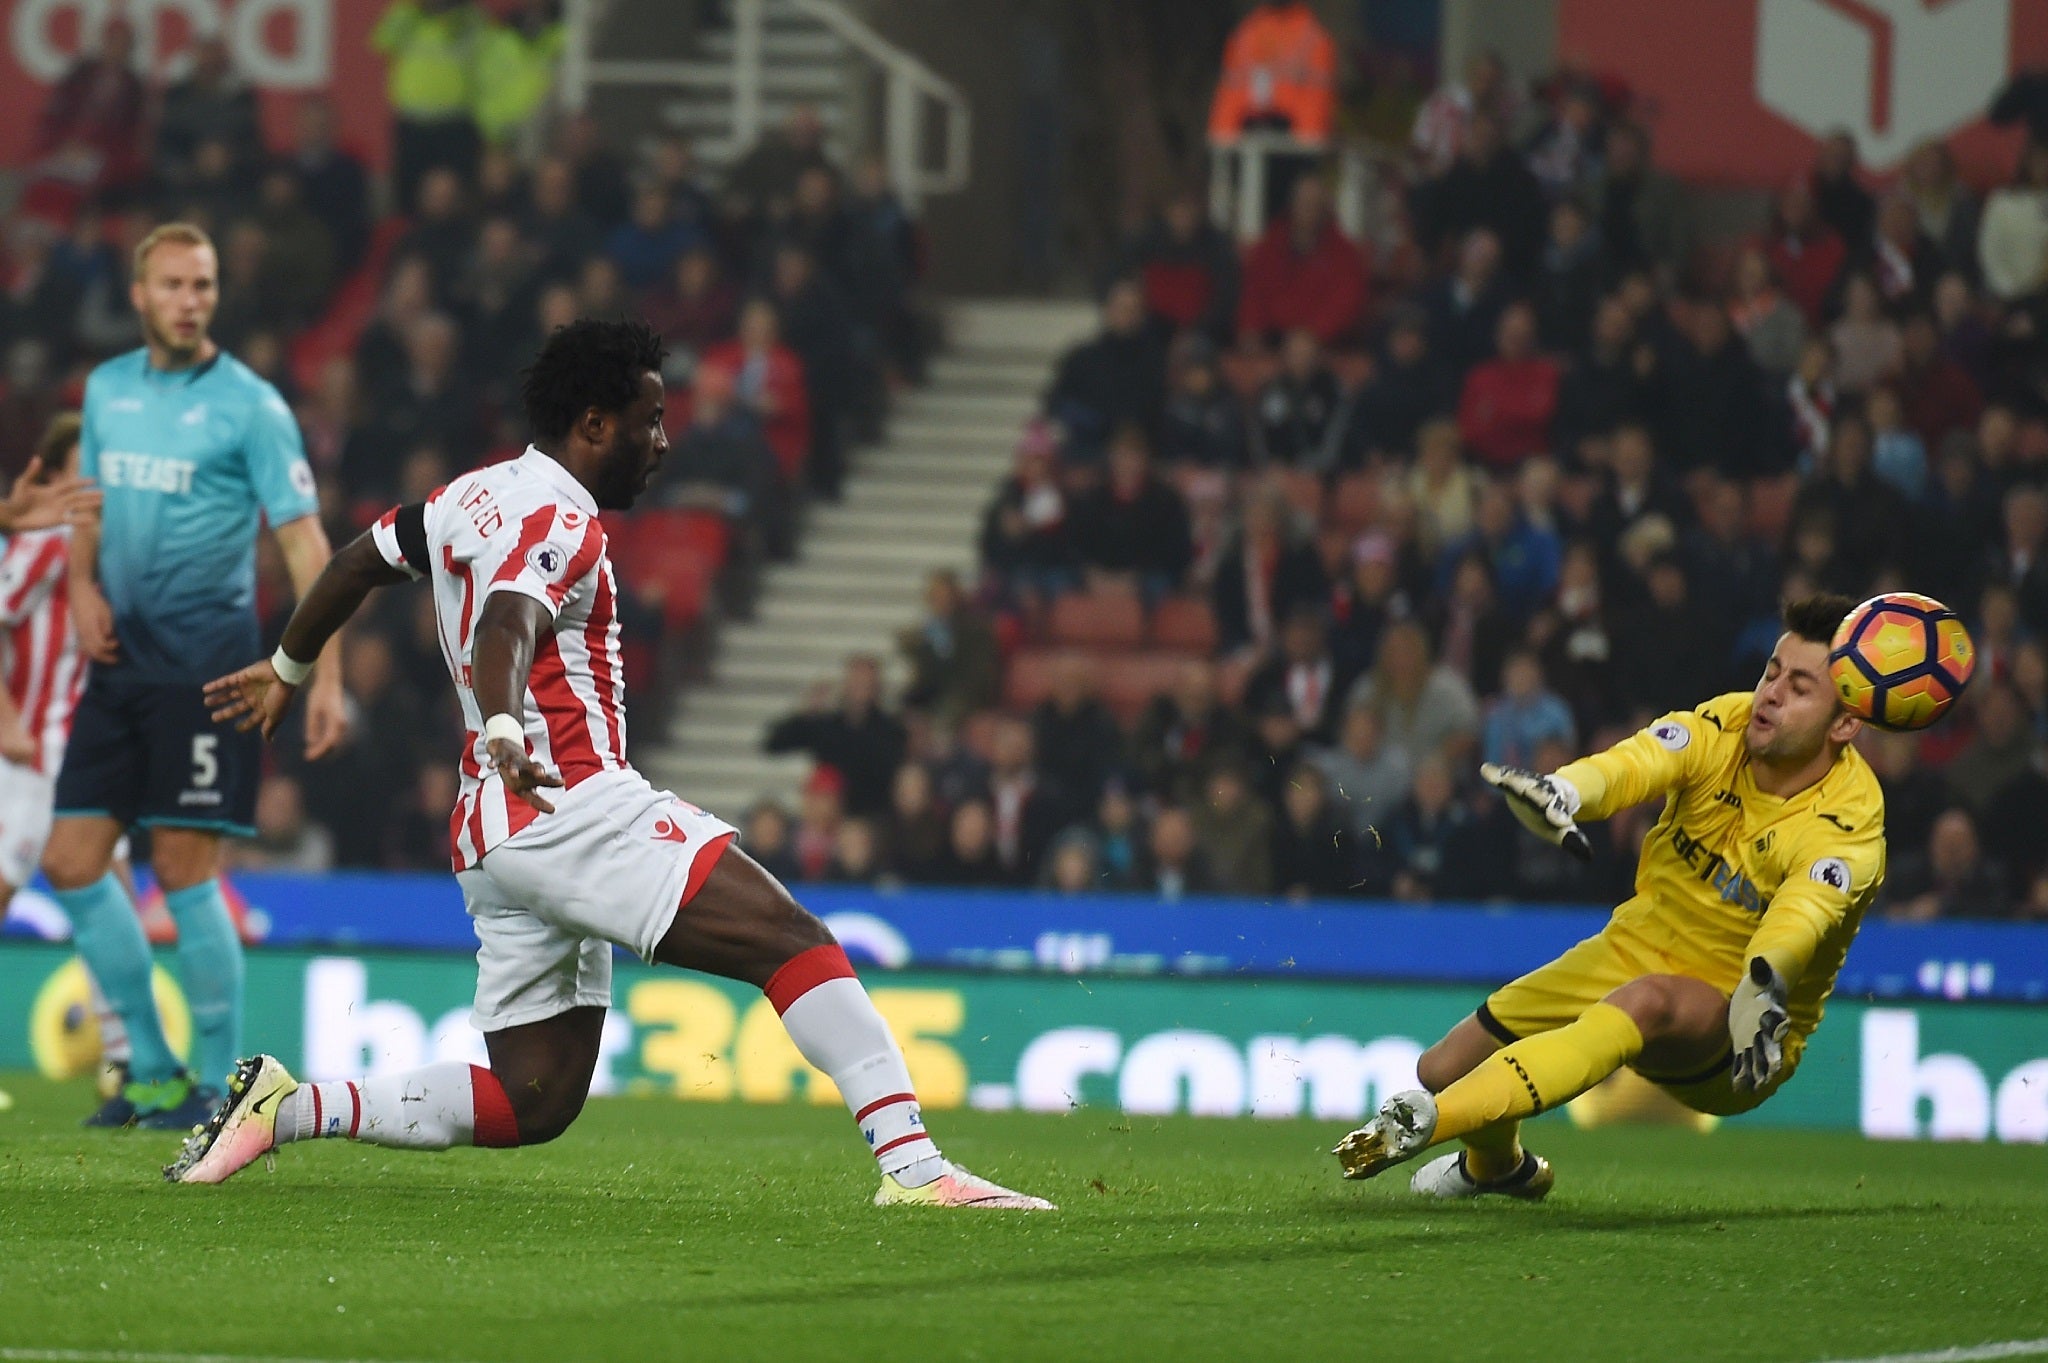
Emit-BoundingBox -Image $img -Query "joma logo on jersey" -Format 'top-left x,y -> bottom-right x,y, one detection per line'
1668,824 -> 1765,915
99,451 -> 196,495
1712,789 -> 1743,810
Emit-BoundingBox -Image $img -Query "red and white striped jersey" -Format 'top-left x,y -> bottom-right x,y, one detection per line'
371,447 -> 628,870
0,526 -> 82,774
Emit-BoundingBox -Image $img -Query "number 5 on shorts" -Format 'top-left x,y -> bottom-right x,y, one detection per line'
191,734 -> 218,789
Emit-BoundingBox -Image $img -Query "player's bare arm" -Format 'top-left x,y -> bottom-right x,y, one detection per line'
204,531 -> 408,739
271,515 -> 351,760
470,592 -> 564,814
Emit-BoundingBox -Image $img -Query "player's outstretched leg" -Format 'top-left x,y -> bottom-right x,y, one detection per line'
1336,976 -> 1725,1184
1336,1003 -> 1639,1180
166,1011 -> 590,1184
659,847 -> 1054,1210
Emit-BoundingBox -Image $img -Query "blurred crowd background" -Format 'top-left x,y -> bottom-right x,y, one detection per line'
5,0 -> 2048,924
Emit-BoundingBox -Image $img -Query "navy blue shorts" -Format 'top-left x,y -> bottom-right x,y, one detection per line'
53,672 -> 258,835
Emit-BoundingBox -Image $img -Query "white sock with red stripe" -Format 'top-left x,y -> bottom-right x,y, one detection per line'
272,1063 -> 521,1150
766,944 -> 945,1188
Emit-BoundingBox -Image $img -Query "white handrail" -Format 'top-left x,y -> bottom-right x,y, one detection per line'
757,0 -> 970,207
1208,132 -> 1384,244
561,0 -> 969,211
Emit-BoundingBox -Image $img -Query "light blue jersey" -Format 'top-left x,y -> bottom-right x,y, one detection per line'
79,348 -> 318,682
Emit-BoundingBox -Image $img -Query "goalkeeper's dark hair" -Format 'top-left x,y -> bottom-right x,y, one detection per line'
520,318 -> 667,444
1782,593 -> 1857,645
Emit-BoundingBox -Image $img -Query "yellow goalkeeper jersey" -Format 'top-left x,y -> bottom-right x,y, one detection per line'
1554,692 -> 1886,1035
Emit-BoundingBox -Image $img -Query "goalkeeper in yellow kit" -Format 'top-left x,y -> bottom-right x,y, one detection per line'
1334,594 -> 1886,1198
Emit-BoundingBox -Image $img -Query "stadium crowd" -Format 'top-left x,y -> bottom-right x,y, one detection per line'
0,6 -> 924,877
753,46 -> 2048,921
5,7 -> 2047,924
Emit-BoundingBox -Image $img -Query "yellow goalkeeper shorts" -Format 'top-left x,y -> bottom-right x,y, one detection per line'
1475,926 -> 1804,1117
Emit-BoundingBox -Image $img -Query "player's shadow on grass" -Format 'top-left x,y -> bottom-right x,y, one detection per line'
1307,1197 -> 1932,1235
634,1203 -> 1937,1312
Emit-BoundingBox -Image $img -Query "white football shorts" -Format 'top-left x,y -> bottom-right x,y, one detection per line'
0,760 -> 55,890
457,768 -> 737,1033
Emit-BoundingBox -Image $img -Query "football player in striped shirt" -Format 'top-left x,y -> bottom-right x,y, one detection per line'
171,319 -> 1052,1210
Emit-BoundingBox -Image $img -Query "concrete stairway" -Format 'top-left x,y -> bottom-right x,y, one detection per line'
645,298 -> 1097,819
580,0 -> 857,173
680,7 -> 853,172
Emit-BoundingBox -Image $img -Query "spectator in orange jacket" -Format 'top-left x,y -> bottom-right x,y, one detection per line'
1208,1 -> 1339,145
1237,177 -> 1372,347
1458,302 -> 1560,470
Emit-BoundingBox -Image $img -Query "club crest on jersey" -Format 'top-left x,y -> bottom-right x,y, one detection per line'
528,543 -> 570,579
1650,720 -> 1690,751
1809,857 -> 1852,894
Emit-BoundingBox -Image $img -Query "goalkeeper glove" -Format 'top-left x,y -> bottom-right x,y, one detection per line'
1728,956 -> 1791,1092
1480,763 -> 1591,862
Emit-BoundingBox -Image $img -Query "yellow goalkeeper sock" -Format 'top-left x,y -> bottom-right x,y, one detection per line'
1432,1003 -> 1645,1147
1460,1120 -> 1526,1183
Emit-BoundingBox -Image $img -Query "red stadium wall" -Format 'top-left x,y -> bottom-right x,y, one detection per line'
1557,0 -> 2048,186
1,0 -> 392,171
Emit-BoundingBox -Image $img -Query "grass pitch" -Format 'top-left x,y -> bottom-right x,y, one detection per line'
1,1074 -> 2043,1363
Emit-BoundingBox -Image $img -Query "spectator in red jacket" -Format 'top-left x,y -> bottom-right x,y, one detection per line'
1763,179 -> 1847,326
642,246 -> 739,353
701,298 -> 811,482
1895,310 -> 1983,454
27,15 -> 146,220
1237,177 -> 1371,347
1457,302 -> 1560,470
1116,190 -> 1240,342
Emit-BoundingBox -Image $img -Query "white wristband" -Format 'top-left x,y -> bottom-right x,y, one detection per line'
269,647 -> 313,687
482,713 -> 525,749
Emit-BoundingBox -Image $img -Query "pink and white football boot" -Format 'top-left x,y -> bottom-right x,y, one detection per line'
163,1054 -> 296,1185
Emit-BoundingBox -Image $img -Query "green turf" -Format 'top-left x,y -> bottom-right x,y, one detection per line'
0,1074 -> 2043,1363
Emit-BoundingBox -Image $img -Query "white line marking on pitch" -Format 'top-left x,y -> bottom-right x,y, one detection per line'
0,1342 -> 475,1350
1811,1339 -> 2048,1363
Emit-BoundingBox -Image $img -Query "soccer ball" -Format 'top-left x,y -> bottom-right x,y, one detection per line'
1828,592 -> 1975,731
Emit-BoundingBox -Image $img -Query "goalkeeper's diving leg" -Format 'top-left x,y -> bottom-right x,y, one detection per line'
1334,973 -> 1732,1192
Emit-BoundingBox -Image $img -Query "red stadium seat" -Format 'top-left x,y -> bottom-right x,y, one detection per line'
1048,591 -> 1145,648
1151,595 -> 1219,652
1098,650 -> 1202,723
1003,648 -> 1072,711
610,510 -> 728,630
625,509 -> 733,571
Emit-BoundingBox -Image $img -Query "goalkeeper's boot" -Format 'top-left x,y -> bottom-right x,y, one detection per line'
1410,1149 -> 1555,1201
164,1056 -> 296,1185
127,1071 -> 216,1130
875,1162 -> 1056,1210
1334,1089 -> 1439,1180
82,1064 -> 138,1128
